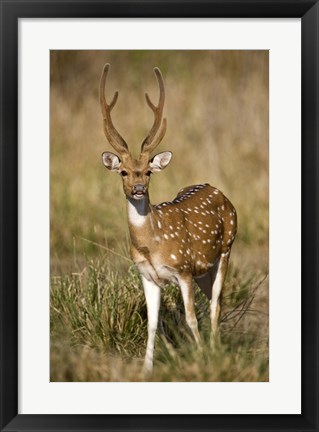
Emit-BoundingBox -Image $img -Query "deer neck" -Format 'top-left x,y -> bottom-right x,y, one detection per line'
127,194 -> 154,241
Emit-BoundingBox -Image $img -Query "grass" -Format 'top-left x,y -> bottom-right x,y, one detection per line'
50,246 -> 268,382
50,50 -> 269,381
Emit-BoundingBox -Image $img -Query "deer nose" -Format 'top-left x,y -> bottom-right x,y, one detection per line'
133,184 -> 146,195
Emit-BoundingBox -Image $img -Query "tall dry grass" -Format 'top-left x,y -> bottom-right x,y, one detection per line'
50,50 -> 268,381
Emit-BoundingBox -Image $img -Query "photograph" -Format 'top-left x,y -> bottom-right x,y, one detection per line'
1,0 -> 318,428
50,50 -> 269,382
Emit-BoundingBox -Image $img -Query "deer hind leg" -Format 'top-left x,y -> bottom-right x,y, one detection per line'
177,274 -> 201,346
141,275 -> 161,375
194,259 -> 219,300
210,253 -> 229,346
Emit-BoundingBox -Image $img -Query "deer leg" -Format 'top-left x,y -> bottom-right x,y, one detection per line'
194,272 -> 212,300
210,253 -> 229,346
177,275 -> 201,346
195,257 -> 220,300
141,275 -> 161,374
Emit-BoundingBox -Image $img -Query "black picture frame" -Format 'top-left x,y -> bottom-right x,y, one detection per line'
1,1 -> 318,431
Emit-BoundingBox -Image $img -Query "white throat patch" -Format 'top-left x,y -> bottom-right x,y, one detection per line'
127,198 -> 149,227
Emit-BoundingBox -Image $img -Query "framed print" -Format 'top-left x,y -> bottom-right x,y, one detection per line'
0,0 -> 318,431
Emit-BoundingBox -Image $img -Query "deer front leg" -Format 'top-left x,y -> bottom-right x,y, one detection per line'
177,275 -> 201,346
141,275 -> 161,375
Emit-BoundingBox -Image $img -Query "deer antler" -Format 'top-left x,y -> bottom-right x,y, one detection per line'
141,67 -> 167,155
100,63 -> 129,155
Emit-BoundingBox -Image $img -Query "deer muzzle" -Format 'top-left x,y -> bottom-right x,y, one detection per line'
132,184 -> 146,199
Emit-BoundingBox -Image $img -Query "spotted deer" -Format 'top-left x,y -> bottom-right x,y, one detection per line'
100,64 -> 237,373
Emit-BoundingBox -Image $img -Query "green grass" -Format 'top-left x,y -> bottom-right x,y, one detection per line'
50,249 -> 268,382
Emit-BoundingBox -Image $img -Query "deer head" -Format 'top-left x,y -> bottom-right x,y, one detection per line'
100,63 -> 172,200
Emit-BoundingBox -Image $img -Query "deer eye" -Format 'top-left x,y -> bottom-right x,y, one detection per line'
120,171 -> 128,177
146,171 -> 152,177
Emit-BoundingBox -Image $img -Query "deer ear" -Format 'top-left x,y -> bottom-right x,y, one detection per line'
149,151 -> 172,172
102,152 -> 122,172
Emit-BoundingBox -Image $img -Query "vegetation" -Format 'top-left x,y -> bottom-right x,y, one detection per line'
50,50 -> 268,381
